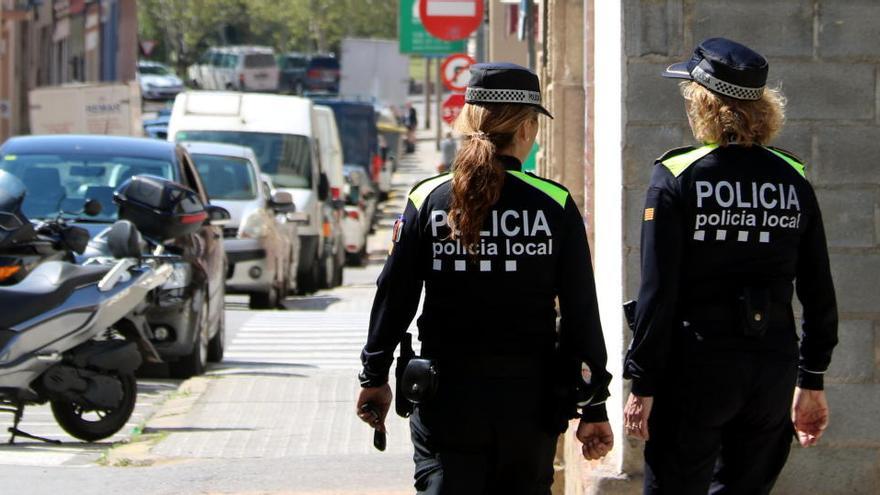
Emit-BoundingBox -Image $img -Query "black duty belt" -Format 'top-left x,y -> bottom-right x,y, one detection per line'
428,355 -> 549,378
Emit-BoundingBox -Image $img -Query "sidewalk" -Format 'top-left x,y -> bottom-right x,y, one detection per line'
73,124 -> 443,494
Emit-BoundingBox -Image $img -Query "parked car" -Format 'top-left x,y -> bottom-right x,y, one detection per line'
138,60 -> 185,100
343,164 -> 378,233
143,108 -> 171,139
168,91 -> 337,293
183,142 -> 297,308
187,46 -> 280,92
305,55 -> 340,93
0,135 -> 229,378
280,52 -> 309,94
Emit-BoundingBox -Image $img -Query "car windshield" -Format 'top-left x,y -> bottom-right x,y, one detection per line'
245,53 -> 277,68
191,154 -> 257,200
0,153 -> 175,221
309,57 -> 339,70
176,131 -> 311,189
139,64 -> 173,76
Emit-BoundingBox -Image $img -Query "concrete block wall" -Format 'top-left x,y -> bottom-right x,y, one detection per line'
620,0 -> 880,492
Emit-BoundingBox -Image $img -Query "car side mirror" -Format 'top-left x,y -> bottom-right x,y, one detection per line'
270,191 -> 296,213
318,172 -> 330,202
106,220 -> 143,259
205,205 -> 231,226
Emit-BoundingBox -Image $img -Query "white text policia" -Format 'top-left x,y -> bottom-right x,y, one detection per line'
694,180 -> 802,230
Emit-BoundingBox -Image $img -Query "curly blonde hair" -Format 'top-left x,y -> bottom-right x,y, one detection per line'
681,81 -> 786,147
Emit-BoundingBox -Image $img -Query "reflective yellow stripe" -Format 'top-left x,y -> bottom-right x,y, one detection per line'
661,144 -> 719,177
408,174 -> 452,209
507,171 -> 568,208
764,147 -> 806,178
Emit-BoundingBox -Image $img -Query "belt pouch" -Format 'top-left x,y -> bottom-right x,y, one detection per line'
401,358 -> 438,404
739,286 -> 770,337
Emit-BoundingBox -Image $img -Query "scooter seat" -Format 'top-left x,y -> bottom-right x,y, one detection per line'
0,261 -> 112,329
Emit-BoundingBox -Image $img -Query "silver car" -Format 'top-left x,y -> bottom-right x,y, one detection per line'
183,142 -> 298,309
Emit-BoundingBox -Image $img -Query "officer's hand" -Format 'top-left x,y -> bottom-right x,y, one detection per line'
792,387 -> 829,448
623,393 -> 653,441
356,384 -> 392,433
577,421 -> 614,460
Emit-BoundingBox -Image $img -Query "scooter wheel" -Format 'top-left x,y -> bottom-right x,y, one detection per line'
50,373 -> 137,443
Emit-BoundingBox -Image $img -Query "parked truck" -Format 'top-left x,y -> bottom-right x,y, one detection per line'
28,82 -> 143,136
339,38 -> 410,108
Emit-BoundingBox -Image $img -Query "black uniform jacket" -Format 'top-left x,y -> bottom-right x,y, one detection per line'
625,144 -> 838,397
360,156 -> 612,422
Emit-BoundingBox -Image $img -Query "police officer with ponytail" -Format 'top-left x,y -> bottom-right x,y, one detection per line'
624,39 -> 838,494
356,63 -> 613,494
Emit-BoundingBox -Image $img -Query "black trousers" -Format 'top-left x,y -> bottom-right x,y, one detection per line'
408,373 -> 559,495
643,344 -> 798,495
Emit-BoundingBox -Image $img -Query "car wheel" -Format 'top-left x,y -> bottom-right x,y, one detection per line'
207,307 -> 225,363
319,250 -> 335,289
169,295 -> 209,379
297,251 -> 321,294
249,285 -> 278,309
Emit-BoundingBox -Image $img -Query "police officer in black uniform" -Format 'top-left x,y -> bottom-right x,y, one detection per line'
623,38 -> 838,494
357,63 -> 614,494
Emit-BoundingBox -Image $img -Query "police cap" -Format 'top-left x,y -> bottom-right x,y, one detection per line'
465,62 -> 553,118
662,37 -> 768,101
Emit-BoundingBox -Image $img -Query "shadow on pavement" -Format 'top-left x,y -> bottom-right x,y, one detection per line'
143,426 -> 255,434
281,294 -> 342,310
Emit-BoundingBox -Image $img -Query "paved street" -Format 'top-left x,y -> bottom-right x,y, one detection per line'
0,127 -> 439,494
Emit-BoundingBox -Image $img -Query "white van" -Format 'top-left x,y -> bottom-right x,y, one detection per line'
313,105 -> 346,287
187,46 -> 280,92
168,91 -> 331,293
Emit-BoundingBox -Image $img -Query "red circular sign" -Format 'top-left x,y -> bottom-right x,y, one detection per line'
441,53 -> 476,92
442,93 -> 466,125
419,0 -> 484,41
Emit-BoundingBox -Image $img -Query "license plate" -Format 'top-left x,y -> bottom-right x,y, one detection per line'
254,73 -> 268,79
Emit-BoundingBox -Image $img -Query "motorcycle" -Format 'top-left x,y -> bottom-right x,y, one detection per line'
0,171 -> 208,443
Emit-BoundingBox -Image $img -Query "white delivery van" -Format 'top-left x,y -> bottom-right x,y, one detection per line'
167,91 -> 331,293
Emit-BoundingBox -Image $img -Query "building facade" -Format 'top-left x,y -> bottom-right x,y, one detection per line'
515,1 -> 880,493
0,0 -> 137,142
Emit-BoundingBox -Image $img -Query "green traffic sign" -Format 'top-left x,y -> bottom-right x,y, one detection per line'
399,0 -> 467,55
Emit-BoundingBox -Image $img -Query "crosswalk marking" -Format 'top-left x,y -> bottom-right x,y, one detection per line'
225,311 -> 420,370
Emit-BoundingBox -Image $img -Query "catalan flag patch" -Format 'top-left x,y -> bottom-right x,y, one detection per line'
644,208 -> 655,221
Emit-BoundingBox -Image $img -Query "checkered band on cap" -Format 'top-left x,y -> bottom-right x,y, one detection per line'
691,66 -> 764,101
465,88 -> 543,106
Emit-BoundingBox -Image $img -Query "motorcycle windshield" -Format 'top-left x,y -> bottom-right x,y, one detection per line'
0,170 -> 28,246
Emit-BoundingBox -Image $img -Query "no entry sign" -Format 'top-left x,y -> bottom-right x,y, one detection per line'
442,93 -> 466,125
419,0 -> 484,41
441,53 -> 475,92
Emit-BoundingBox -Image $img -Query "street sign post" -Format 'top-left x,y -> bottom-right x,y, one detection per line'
419,0 -> 484,41
442,93 -> 465,125
399,0 -> 467,55
440,53 -> 475,92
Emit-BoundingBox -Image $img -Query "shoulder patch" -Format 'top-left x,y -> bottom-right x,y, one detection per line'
660,144 -> 719,177
408,173 -> 452,209
764,146 -> 806,178
507,171 -> 569,208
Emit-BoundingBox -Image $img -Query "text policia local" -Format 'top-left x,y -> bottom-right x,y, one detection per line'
695,180 -> 802,230
430,209 -> 554,257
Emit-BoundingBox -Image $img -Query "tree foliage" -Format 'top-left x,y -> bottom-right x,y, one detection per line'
139,0 -> 398,71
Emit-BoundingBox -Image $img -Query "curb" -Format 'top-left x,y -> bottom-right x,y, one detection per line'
101,375 -> 213,467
